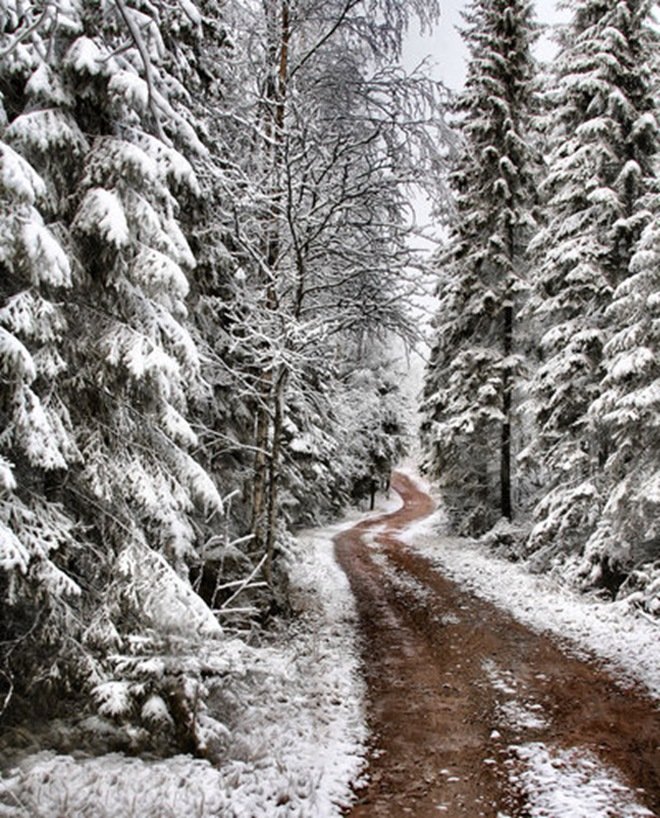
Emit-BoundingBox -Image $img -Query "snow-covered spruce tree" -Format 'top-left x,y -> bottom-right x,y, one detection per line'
0,98 -> 81,724
420,0 -> 538,536
1,0 -> 95,724
583,189 -> 660,607
523,0 -> 659,579
0,0 -> 238,756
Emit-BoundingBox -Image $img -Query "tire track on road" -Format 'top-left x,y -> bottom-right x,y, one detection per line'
335,471 -> 660,817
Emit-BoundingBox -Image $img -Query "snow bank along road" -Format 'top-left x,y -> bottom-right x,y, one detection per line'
334,471 -> 660,818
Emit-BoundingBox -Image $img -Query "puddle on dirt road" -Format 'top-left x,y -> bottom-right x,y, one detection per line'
334,472 -> 660,818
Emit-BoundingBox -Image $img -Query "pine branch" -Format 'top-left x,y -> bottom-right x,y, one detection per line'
0,2 -> 53,60
113,0 -> 167,142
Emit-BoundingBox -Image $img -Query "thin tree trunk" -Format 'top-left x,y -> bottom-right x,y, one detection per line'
253,0 -> 290,574
501,301 -> 513,520
251,388 -> 271,539
265,368 -> 288,585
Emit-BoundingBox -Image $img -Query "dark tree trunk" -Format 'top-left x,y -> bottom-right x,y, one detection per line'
265,368 -> 287,586
501,301 -> 513,520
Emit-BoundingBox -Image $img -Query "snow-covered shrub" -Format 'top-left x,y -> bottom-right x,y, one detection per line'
617,558 -> 660,617
89,627 -> 241,762
482,518 -> 531,563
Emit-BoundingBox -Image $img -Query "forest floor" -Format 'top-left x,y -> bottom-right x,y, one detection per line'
0,508 -> 375,817
335,470 -> 660,818
1,473 -> 659,817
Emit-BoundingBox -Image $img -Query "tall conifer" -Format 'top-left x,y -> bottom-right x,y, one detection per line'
525,0 -> 659,569
421,0 -> 538,534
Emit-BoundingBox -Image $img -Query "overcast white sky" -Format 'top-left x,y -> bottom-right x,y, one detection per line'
402,0 -> 571,89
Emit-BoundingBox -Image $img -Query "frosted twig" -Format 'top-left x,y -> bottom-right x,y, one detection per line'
97,39 -> 134,61
220,553 -> 268,608
215,579 -> 267,591
637,609 -> 659,627
113,0 -> 167,142
289,0 -> 362,80
204,531 -> 254,550
0,3 -> 53,60
192,427 -> 271,458
215,606 -> 259,616
0,669 -> 14,716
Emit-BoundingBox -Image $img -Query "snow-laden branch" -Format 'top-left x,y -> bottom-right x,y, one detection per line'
0,2 -> 53,60
113,0 -> 167,142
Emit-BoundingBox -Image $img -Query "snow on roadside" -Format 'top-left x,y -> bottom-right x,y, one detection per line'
0,515 -> 368,818
509,743 -> 654,818
398,472 -> 660,701
0,754 -> 228,817
341,489 -> 404,522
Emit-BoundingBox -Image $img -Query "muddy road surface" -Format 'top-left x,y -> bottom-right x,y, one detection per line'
334,471 -> 660,818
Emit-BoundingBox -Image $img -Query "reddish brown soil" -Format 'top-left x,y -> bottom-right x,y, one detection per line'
334,471 -> 660,817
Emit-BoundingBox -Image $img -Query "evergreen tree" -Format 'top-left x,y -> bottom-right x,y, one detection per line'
0,0 -> 230,751
583,190 -> 660,596
420,0 -> 538,535
524,0 -> 659,570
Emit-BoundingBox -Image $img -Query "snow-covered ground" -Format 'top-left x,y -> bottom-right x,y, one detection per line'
2,475 -> 657,818
398,469 -> 660,702
508,744 -> 654,818
0,499 -> 388,818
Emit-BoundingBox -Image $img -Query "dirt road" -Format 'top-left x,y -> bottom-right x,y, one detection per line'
334,472 -> 660,817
